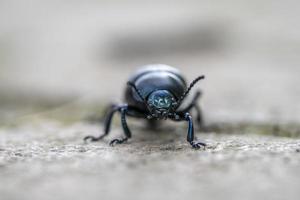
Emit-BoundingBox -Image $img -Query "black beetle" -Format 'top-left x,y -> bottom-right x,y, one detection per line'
84,64 -> 206,149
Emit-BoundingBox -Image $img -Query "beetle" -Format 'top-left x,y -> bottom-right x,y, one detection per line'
84,64 -> 206,149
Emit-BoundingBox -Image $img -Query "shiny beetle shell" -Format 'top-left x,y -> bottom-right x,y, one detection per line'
124,64 -> 187,111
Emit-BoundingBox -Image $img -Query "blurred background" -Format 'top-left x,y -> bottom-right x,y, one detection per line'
1,0 -> 300,124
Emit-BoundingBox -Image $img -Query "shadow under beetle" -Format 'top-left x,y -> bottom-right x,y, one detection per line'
84,64 -> 206,149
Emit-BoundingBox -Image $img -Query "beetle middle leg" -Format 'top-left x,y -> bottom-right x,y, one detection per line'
84,104 -> 132,145
109,106 -> 132,146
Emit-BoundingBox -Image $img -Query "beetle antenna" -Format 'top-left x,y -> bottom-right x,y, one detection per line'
176,75 -> 205,106
127,81 -> 146,102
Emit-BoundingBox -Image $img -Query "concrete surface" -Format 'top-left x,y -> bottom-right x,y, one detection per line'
0,121 -> 300,200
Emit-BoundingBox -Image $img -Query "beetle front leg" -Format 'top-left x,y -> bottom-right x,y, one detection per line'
110,106 -> 132,146
184,113 -> 206,149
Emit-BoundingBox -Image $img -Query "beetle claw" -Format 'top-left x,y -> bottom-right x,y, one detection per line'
109,138 -> 128,146
190,141 -> 206,149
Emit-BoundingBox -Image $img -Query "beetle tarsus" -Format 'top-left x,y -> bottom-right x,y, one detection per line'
109,137 -> 128,146
190,141 -> 206,149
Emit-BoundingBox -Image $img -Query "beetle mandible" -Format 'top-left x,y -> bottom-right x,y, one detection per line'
84,64 -> 206,149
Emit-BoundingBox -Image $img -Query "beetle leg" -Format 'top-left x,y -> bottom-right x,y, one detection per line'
110,106 -> 132,146
184,113 -> 206,149
84,104 -> 122,142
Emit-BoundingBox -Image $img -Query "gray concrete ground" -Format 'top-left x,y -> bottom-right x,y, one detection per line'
1,0 -> 300,200
0,121 -> 300,200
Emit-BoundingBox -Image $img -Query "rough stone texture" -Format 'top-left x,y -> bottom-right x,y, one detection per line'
1,121 -> 300,200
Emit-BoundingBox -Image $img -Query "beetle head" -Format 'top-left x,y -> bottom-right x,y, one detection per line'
146,90 -> 177,120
